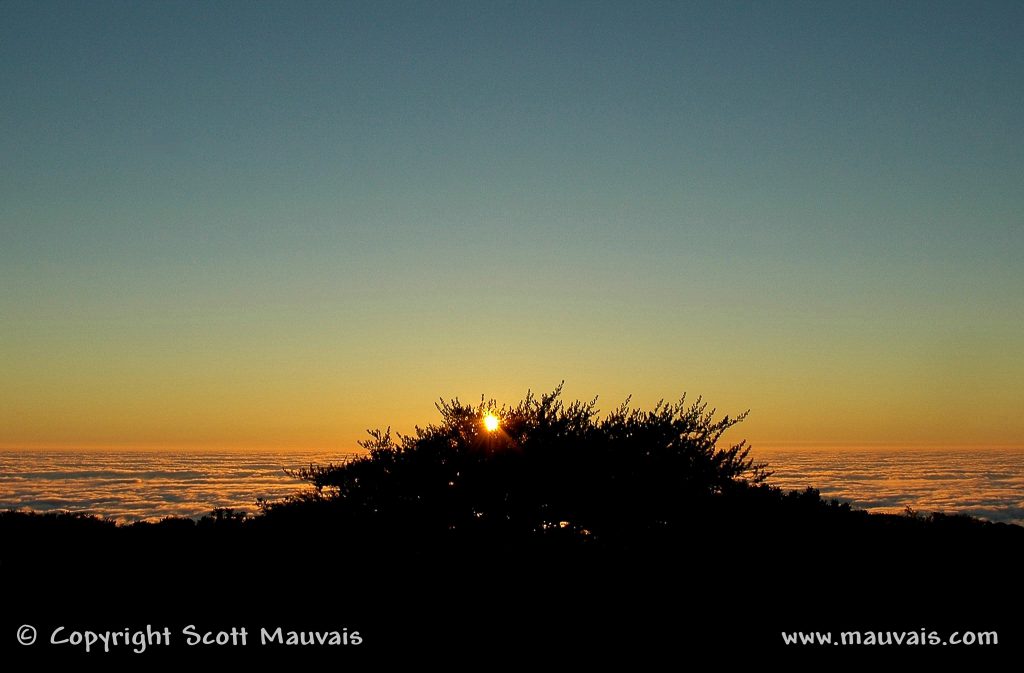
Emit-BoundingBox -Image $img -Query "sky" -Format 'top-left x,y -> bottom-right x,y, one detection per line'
2,1 -> 1022,451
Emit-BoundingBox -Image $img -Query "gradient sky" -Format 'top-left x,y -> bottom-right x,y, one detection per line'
2,1 -> 1022,450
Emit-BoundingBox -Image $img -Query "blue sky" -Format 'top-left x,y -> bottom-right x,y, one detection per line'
2,1 -> 1022,449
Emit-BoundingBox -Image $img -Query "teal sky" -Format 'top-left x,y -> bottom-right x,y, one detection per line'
2,1 -> 1022,450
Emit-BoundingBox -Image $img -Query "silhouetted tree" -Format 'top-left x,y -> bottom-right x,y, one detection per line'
266,384 -> 769,546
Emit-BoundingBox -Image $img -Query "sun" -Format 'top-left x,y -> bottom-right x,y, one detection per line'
483,413 -> 500,432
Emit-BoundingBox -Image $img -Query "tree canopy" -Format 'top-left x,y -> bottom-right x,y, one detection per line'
266,384 -> 768,546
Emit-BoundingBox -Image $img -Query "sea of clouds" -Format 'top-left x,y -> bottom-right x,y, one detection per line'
754,448 -> 1024,527
1,448 -> 1021,526
0,450 -> 353,521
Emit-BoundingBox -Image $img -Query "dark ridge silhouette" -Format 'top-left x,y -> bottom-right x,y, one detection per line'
2,385 -> 1021,663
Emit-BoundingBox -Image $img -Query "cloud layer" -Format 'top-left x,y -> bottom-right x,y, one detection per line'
754,448 -> 1024,526
2,449 -> 1021,527
0,451 -> 353,522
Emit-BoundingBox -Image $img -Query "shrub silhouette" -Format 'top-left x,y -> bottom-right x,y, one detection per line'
262,384 -> 769,547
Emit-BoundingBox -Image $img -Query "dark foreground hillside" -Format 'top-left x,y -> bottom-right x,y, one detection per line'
2,389 -> 1021,664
